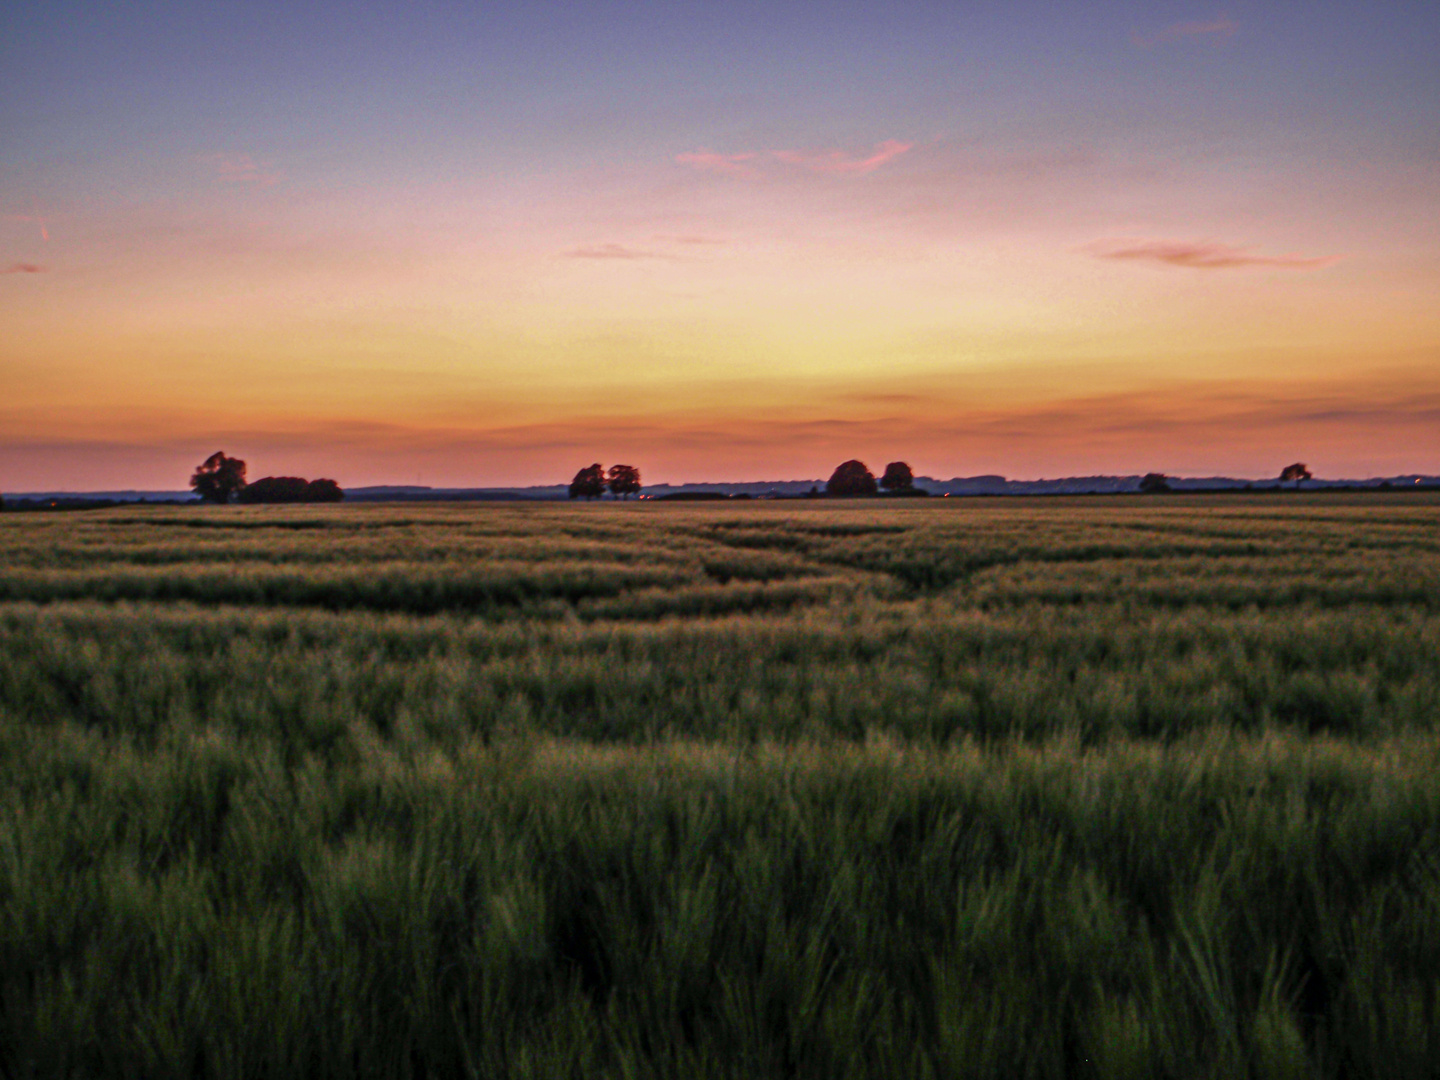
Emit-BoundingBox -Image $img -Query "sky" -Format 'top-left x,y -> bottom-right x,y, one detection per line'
3,1 -> 1438,490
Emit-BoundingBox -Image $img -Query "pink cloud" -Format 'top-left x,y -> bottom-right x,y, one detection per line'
202,153 -> 282,185
5,204 -> 49,241
773,139 -> 913,175
1,262 -> 47,274
675,150 -> 757,176
1088,239 -> 1342,270
1131,17 -> 1238,48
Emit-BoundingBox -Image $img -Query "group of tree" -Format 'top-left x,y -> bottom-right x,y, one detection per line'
568,463 -> 642,499
190,452 -> 344,504
820,460 -> 1318,499
824,460 -> 920,497
565,460 -> 924,500
1140,463 -> 1315,494
238,476 -> 344,504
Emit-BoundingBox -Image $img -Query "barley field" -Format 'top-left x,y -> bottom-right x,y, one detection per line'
2,495 -> 1438,1078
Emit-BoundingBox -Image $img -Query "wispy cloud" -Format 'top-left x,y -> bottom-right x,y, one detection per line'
564,243 -> 660,260
1088,239 -> 1342,270
5,204 -> 49,241
773,139 -> 913,175
1,262 -> 47,274
677,141 -> 913,178
1131,17 -> 1238,48
675,150 -> 757,176
202,152 -> 282,185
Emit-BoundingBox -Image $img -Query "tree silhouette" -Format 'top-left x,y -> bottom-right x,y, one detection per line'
307,479 -> 344,503
606,464 -> 641,499
569,463 -> 606,500
236,476 -> 346,504
190,451 -> 247,504
237,477 -> 309,504
826,460 -> 877,497
1139,472 -> 1171,494
880,461 -> 915,492
1279,463 -> 1312,488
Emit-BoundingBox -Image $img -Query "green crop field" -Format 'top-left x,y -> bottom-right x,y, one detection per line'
2,495 -> 1438,1078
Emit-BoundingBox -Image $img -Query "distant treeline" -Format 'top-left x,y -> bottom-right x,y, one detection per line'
564,459 -> 925,501
189,452 -> 344,504
557,457 -> 1440,503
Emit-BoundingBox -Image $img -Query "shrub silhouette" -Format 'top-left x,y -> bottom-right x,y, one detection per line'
1139,473 -> 1171,494
190,452 -> 247,504
826,460 -> 877,497
569,464 -> 606,500
606,464 -> 641,499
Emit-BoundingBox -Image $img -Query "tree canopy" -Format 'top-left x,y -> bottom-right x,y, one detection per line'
1139,473 -> 1171,494
606,464 -> 641,499
190,452 -> 247,504
826,460 -> 877,497
569,464 -> 606,499
237,476 -> 345,504
1279,463 -> 1312,486
306,479 -> 344,503
880,462 -> 915,491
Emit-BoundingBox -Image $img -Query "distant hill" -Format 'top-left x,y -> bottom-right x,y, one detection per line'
6,475 -> 1437,507
2,490 -> 199,504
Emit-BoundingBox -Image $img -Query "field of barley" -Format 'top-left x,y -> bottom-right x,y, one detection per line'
2,494 -> 1438,1078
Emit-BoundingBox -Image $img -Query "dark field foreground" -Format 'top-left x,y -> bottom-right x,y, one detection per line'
1,495 -> 1438,1078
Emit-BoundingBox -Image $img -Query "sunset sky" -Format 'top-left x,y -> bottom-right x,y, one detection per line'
3,1 -> 1438,490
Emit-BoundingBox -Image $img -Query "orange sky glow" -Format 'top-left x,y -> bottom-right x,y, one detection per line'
3,4 -> 1438,490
